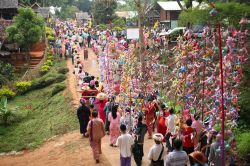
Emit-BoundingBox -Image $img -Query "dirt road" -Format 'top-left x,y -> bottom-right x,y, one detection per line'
0,48 -> 154,166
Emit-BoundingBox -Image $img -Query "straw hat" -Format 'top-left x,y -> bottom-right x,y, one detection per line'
189,151 -> 207,164
153,133 -> 164,142
96,93 -> 107,100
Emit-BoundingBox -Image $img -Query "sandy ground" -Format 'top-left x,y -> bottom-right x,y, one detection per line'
0,48 -> 155,166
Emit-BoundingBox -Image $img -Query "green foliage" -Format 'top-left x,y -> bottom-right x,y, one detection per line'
57,67 -> 69,74
239,59 -> 250,126
112,26 -> 123,31
236,131 -> 250,157
31,73 -> 66,90
6,8 -> 45,53
51,83 -> 66,96
40,65 -> 51,74
15,81 -> 32,95
44,60 -> 53,66
0,84 -> 78,152
47,35 -> 55,42
92,0 -> 117,24
47,55 -> 54,61
178,2 -> 250,28
0,97 -> 19,126
0,87 -> 16,99
57,5 -> 79,20
113,17 -> 126,29
97,24 -> 108,30
116,0 -> 136,11
0,61 -> 15,87
74,0 -> 92,13
45,27 -> 55,36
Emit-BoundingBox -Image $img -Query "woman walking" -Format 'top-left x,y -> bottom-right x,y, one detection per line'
108,104 -> 121,146
86,111 -> 105,163
77,98 -> 90,137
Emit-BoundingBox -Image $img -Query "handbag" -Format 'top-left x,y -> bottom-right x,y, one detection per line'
150,144 -> 164,166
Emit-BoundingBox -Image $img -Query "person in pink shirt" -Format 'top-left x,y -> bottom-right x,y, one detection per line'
108,104 -> 121,146
191,114 -> 204,148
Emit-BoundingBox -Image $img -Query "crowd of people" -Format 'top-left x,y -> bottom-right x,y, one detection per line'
50,19 -> 229,166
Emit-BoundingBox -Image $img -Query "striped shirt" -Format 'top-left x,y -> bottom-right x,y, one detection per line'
166,150 -> 190,166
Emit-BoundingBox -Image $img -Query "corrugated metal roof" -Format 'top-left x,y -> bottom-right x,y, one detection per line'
157,1 -> 200,11
0,0 -> 18,9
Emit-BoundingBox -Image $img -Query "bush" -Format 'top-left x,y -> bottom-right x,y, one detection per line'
0,61 -> 15,87
55,74 -> 67,83
57,67 -> 69,74
112,26 -> 122,31
98,24 -> 108,30
236,131 -> 250,157
47,35 -> 55,42
113,17 -> 126,29
40,65 -> 50,74
31,73 -> 66,90
51,83 -> 66,96
47,56 -> 54,61
44,60 -> 53,67
15,81 -> 32,95
0,87 -> 15,99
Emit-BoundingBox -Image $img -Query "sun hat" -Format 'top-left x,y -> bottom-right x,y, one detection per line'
153,133 -> 164,142
96,92 -> 107,100
189,151 -> 207,164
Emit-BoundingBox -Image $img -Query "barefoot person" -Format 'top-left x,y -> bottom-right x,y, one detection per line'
86,111 -> 105,163
77,98 -> 90,137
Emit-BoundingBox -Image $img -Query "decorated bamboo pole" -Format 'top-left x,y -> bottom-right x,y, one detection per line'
218,22 -> 225,166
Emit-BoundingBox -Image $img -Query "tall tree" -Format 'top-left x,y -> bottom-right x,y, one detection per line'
6,8 -> 45,63
75,0 -> 92,13
92,0 -> 117,24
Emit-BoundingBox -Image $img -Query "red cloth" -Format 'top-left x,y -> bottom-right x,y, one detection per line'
94,100 -> 107,123
157,116 -> 167,138
145,103 -> 157,136
183,127 -> 194,148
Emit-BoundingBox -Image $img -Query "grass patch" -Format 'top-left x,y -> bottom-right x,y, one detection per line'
0,61 -> 78,152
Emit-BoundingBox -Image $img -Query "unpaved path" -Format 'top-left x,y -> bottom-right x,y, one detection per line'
0,48 -> 154,166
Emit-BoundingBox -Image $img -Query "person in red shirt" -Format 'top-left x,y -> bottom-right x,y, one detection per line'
182,118 -> 196,155
145,98 -> 157,139
157,104 -> 168,142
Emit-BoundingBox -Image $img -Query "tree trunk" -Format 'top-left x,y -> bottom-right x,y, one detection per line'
176,0 -> 185,10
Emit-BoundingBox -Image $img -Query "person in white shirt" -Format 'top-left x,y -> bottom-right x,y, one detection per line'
165,108 -> 177,152
116,124 -> 134,166
148,133 -> 167,166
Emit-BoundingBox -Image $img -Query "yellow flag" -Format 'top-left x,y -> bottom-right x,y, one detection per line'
89,20 -> 92,28
153,20 -> 159,29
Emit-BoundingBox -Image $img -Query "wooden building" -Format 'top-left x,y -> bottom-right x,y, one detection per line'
0,0 -> 18,20
157,1 -> 200,29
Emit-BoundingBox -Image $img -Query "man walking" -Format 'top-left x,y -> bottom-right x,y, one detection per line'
86,111 -> 105,163
165,139 -> 190,166
148,133 -> 167,166
116,124 -> 134,166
